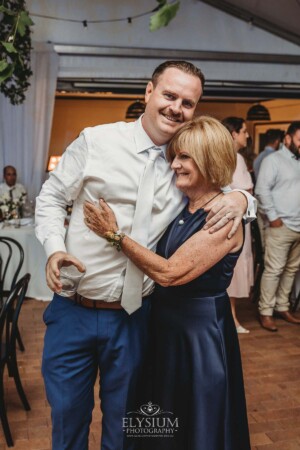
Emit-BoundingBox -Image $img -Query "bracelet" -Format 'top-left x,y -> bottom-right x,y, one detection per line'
104,230 -> 126,252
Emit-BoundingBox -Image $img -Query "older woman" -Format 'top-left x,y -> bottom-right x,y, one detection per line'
84,116 -> 250,450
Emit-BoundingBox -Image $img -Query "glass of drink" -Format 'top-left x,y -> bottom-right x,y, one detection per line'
59,265 -> 86,297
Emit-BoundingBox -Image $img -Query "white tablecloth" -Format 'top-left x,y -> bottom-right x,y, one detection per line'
0,225 -> 52,300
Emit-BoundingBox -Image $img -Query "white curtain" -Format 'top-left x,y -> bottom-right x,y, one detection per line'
0,42 -> 59,201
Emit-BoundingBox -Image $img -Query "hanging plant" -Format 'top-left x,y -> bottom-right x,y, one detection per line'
150,0 -> 180,32
0,0 -> 34,105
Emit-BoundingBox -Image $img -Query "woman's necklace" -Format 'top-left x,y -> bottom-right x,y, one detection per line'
178,191 -> 222,225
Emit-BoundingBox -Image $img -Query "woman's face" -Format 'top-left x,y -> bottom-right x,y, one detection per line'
232,122 -> 249,150
171,149 -> 202,194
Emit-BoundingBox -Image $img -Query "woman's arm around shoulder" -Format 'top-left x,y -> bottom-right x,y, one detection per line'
121,220 -> 243,287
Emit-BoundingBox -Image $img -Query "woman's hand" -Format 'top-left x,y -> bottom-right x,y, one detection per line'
83,199 -> 118,237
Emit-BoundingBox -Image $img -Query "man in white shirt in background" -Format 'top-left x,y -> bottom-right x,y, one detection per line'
0,165 -> 27,200
256,121 -> 300,332
35,60 -> 256,450
254,129 -> 284,249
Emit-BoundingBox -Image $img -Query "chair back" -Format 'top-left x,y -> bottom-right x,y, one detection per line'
0,237 -> 24,303
251,220 -> 264,265
0,274 -> 30,361
250,220 -> 264,303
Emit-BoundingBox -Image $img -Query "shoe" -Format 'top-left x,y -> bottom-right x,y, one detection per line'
259,315 -> 278,332
278,311 -> 300,324
236,325 -> 250,334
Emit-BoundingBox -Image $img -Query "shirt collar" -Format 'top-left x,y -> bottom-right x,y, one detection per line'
4,182 -> 15,190
134,116 -> 167,160
282,144 -> 300,160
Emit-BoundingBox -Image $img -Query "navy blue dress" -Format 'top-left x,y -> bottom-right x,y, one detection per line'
148,206 -> 251,450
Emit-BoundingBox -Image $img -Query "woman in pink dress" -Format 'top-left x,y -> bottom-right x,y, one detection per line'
222,117 -> 254,333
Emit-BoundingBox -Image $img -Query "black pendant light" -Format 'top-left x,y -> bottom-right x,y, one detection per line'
246,104 -> 271,121
126,100 -> 146,119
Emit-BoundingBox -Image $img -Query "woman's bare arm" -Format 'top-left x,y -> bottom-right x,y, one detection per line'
84,200 -> 243,287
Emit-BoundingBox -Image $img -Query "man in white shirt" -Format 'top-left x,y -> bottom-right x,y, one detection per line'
254,129 -> 283,249
256,122 -> 300,332
36,60 -> 256,450
0,165 -> 27,201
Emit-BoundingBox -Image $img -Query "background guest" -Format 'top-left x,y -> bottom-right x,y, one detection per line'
253,129 -> 283,180
0,165 -> 27,200
0,165 -> 27,220
222,117 -> 254,333
254,129 -> 284,249
256,121 -> 300,332
239,136 -> 256,186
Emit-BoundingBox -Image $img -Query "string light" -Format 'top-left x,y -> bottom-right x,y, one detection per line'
30,4 -> 162,28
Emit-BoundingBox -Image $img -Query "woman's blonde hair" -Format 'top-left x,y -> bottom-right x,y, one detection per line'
167,115 -> 236,187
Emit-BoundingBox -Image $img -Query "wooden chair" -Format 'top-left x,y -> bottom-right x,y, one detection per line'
291,278 -> 300,312
250,220 -> 264,303
0,237 -> 25,351
0,237 -> 24,304
0,274 -> 31,447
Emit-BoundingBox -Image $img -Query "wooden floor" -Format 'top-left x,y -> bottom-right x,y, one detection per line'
0,298 -> 300,450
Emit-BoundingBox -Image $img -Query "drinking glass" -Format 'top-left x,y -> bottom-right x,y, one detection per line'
59,265 -> 86,297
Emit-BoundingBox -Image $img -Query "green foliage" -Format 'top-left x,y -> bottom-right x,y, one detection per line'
0,0 -> 34,105
150,0 -> 180,32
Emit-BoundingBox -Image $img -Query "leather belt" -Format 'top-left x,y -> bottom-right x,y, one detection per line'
69,293 -> 123,310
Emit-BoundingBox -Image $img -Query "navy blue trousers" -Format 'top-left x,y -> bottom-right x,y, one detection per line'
42,294 -> 151,450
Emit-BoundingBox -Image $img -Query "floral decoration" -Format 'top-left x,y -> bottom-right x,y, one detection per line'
0,191 -> 26,221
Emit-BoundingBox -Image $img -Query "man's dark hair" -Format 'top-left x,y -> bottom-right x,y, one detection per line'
286,121 -> 300,137
265,129 -> 284,145
222,117 -> 245,135
151,60 -> 205,90
3,165 -> 16,176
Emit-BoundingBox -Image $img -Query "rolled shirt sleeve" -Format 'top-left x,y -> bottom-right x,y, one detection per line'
35,133 -> 88,258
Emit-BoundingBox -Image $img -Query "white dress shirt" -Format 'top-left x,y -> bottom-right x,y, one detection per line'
255,145 -> 300,232
0,182 -> 26,200
35,117 -> 256,301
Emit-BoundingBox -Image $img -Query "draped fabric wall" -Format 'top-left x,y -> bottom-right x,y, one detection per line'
0,42 -> 59,201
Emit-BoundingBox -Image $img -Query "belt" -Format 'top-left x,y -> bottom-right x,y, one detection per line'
69,293 -> 123,310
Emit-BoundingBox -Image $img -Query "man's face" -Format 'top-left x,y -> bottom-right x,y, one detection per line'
286,130 -> 300,157
233,123 -> 249,150
4,167 -> 17,187
142,67 -> 202,146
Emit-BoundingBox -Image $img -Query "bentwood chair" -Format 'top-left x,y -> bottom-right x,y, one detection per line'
0,274 -> 31,447
250,220 -> 264,303
0,237 -> 24,305
0,237 -> 25,351
291,278 -> 300,312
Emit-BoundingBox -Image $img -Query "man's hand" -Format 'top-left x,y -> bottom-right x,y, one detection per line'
203,192 -> 247,239
46,251 -> 86,293
269,218 -> 283,228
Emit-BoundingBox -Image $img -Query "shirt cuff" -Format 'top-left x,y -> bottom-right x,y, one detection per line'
231,189 -> 257,222
266,210 -> 279,222
44,236 -> 67,259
